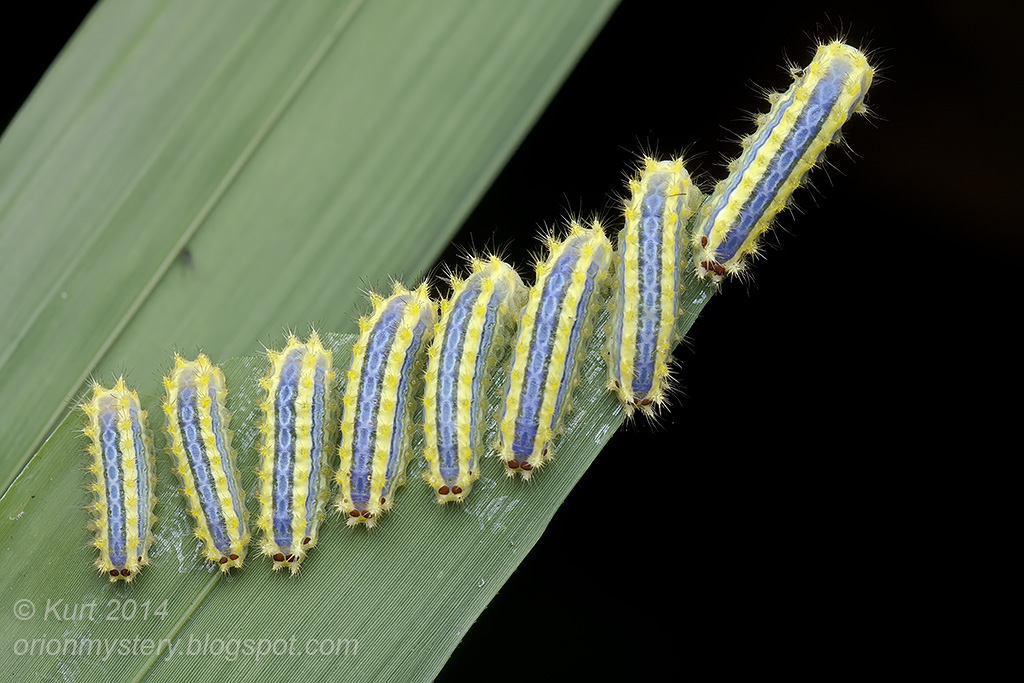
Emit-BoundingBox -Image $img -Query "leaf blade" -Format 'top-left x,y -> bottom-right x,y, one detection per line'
0,0 -> 619,489
0,270 -> 712,680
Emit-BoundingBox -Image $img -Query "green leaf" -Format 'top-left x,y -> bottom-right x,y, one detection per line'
0,0 -> 699,679
0,0 -> 619,488
0,272 -> 713,680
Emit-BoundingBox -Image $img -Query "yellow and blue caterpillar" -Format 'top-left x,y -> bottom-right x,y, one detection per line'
693,41 -> 874,281
423,257 -> 526,503
163,354 -> 250,572
607,157 -> 701,417
82,378 -> 157,582
499,221 -> 613,479
79,40 -> 875,576
257,332 -> 335,573
336,283 -> 436,526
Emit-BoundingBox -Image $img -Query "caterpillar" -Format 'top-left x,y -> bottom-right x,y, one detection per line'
163,354 -> 250,572
256,331 -> 335,574
422,256 -> 526,503
499,221 -> 613,479
693,40 -> 874,281
336,283 -> 436,526
81,378 -> 157,582
607,157 -> 701,417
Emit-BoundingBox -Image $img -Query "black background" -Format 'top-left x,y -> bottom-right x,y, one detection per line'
5,1 -> 1018,678
443,2 -> 1019,677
